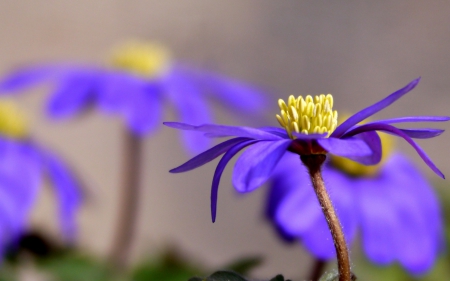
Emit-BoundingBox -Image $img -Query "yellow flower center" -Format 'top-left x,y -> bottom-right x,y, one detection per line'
330,115 -> 394,177
0,100 -> 27,139
276,94 -> 338,139
109,41 -> 171,77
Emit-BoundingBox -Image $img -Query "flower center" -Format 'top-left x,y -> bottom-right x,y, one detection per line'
109,41 -> 171,77
0,100 -> 27,139
276,94 -> 338,139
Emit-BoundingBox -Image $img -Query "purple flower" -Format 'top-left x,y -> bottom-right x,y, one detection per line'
0,101 -> 81,257
0,42 -> 268,153
266,151 -> 443,275
165,78 -> 448,222
0,137 -> 81,256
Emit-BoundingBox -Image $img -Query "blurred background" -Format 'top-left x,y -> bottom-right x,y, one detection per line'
0,1 -> 449,280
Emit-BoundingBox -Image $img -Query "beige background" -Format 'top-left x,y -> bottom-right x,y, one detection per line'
0,1 -> 449,279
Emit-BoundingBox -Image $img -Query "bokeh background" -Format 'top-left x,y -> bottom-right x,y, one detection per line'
0,1 -> 449,280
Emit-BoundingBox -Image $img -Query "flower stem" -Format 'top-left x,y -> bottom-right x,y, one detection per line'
308,259 -> 327,281
110,129 -> 142,268
301,154 -> 352,281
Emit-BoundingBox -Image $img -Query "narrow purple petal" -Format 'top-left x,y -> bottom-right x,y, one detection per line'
232,140 -> 291,193
163,122 -> 283,140
211,140 -> 258,222
398,128 -> 445,139
317,136 -> 373,159
344,123 -> 444,178
331,78 -> 421,138
365,116 -> 450,125
169,137 -> 251,173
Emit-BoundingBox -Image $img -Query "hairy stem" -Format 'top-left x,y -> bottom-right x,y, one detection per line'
110,130 -> 142,268
308,259 -> 327,281
301,154 -> 351,281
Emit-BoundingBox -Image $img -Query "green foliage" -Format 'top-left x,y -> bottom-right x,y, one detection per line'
37,253 -> 114,281
222,256 -> 263,276
130,250 -> 200,281
188,270 -> 291,281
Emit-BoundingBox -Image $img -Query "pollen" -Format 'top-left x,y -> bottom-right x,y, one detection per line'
0,100 -> 27,139
109,41 -> 171,77
276,94 -> 338,139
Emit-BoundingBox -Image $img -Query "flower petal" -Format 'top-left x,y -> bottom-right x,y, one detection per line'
331,78 -> 421,138
343,123 -> 445,178
317,136 -> 374,159
122,82 -> 162,136
211,140 -> 258,222
43,150 -> 82,242
398,128 -> 445,139
46,71 -> 97,118
0,65 -> 59,93
232,140 -> 291,192
169,137 -> 251,173
163,70 -> 214,153
365,116 -> 450,125
163,122 -> 282,140
180,66 -> 269,113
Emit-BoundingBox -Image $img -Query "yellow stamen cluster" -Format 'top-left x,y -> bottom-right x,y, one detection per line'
276,94 -> 338,139
0,100 -> 27,139
109,41 -> 171,77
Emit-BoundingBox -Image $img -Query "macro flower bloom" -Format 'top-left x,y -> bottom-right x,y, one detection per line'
166,78 -> 449,222
266,136 -> 443,275
0,101 -> 81,256
0,41 -> 268,153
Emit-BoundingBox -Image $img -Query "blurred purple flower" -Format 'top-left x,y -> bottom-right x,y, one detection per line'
0,42 -> 269,153
0,137 -> 81,256
266,151 -> 443,275
165,78 -> 448,222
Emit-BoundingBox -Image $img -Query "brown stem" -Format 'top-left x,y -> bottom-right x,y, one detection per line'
109,129 -> 143,268
301,154 -> 352,281
308,259 -> 327,281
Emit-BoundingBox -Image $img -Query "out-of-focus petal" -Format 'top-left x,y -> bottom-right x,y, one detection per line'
96,71 -> 138,113
46,71 -> 97,118
343,123 -> 444,178
356,175 -> 400,265
163,122 -> 283,140
197,70 -> 269,113
0,65 -> 59,92
382,153 -> 442,274
170,137 -> 251,173
122,81 -> 162,136
0,139 -> 42,246
43,150 -> 82,242
331,78 -> 421,138
163,70 -> 213,153
211,140 -> 258,222
233,140 -> 291,193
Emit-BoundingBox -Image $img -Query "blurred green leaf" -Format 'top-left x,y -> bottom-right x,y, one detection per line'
222,256 -> 263,275
205,270 -> 248,281
131,250 -> 201,281
37,253 -> 114,281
